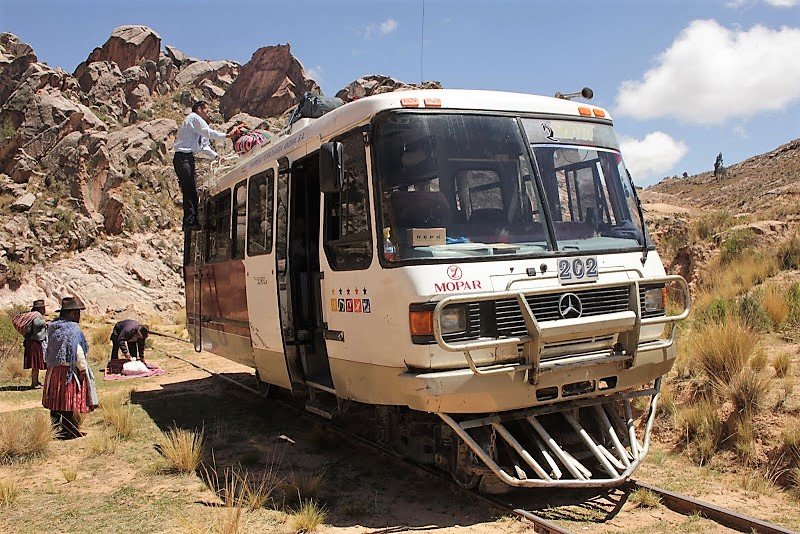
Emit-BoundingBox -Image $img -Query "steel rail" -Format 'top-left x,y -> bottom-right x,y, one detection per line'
631,481 -> 797,534
148,331 -> 796,534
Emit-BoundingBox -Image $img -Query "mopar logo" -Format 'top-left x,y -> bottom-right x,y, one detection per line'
558,293 -> 583,319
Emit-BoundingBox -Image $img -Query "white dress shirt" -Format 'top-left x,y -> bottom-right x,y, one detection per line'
174,112 -> 227,159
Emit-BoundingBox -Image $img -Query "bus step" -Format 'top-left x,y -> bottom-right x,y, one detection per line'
305,401 -> 336,420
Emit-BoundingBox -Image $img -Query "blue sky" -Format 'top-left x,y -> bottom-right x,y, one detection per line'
1,0 -> 799,186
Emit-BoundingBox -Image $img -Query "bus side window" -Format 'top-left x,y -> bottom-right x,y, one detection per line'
323,130 -> 373,270
205,190 -> 232,262
246,169 -> 275,256
231,180 -> 247,259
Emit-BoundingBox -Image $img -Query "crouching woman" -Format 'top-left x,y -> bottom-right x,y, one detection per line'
41,296 -> 99,439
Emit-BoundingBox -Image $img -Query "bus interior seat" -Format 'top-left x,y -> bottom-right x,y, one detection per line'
389,190 -> 453,229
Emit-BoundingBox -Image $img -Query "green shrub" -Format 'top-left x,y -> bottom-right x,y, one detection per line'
738,294 -> 771,332
720,228 -> 758,264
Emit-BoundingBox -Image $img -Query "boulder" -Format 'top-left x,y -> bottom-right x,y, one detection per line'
336,75 -> 443,102
106,118 -> 177,169
74,25 -> 162,79
164,45 -> 190,67
10,192 -> 35,211
0,33 -> 39,106
219,44 -> 319,120
175,59 -> 238,87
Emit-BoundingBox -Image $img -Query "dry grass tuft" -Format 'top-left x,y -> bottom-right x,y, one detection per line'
732,415 -> 757,462
762,285 -> 790,328
88,324 -> 113,364
790,468 -> 800,500
0,410 -> 54,462
629,488 -> 661,509
687,317 -> 758,385
286,470 -> 326,502
677,398 -> 724,464
0,478 -> 19,507
87,430 -> 120,457
158,427 -> 204,474
783,423 -> 800,461
749,349 -> 767,372
773,352 -> 792,379
60,467 -> 78,483
289,499 -> 326,533
101,393 -> 135,439
0,356 -> 25,383
726,368 -> 771,415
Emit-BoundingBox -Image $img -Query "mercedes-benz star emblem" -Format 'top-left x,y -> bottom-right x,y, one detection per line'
558,293 -> 583,319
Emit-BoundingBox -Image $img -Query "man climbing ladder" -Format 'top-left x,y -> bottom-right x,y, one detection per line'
173,100 -> 242,231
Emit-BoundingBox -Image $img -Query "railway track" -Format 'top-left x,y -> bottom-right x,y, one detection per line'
149,330 -> 796,534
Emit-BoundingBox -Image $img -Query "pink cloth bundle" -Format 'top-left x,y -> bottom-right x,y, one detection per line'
234,130 -> 270,155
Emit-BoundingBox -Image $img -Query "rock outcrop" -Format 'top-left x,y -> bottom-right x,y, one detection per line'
219,44 -> 319,120
336,75 -> 442,102
74,25 -> 162,78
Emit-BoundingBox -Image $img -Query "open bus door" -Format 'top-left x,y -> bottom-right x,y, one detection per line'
244,166 -> 292,389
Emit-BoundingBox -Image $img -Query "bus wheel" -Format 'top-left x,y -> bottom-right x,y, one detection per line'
254,371 -> 271,398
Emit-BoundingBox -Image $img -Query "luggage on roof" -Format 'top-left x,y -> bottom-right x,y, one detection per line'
289,92 -> 344,125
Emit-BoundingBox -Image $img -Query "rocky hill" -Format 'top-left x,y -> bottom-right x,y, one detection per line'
646,138 -> 800,215
0,25 -> 440,318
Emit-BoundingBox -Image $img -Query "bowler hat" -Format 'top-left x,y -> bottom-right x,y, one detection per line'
31,299 -> 45,311
57,296 -> 86,312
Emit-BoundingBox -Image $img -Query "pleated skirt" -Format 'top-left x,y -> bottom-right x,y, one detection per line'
42,365 -> 91,413
23,339 -> 46,370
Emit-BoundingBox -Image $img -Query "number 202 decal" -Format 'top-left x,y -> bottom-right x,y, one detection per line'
558,256 -> 598,283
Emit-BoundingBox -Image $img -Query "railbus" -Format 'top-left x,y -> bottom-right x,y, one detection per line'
184,89 -> 690,492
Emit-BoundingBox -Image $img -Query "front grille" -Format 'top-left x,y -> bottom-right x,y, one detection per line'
495,286 -> 631,337
419,284 -> 665,345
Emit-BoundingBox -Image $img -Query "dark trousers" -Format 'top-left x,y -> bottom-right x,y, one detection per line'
50,410 -> 81,439
110,336 -> 141,360
173,151 -> 198,230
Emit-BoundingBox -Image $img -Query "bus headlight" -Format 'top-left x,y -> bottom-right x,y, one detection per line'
440,306 -> 467,334
643,286 -> 666,313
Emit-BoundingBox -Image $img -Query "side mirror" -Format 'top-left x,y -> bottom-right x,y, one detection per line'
319,142 -> 343,194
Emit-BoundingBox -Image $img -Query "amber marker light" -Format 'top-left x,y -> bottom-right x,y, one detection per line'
578,106 -> 592,116
409,310 -> 434,336
401,98 -> 420,108
424,98 -> 442,108
592,108 -> 606,118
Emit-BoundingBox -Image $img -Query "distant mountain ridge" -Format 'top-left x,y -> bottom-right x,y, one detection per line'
647,138 -> 800,214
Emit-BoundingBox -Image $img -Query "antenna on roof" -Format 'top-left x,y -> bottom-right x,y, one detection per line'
420,0 -> 426,84
554,87 -> 594,101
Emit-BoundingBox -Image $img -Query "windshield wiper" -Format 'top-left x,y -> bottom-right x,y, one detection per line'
631,178 -> 649,265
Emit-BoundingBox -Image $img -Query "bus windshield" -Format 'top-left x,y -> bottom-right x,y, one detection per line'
372,113 -> 646,263
521,118 -> 646,253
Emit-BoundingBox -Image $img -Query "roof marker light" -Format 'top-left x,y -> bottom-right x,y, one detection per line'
577,106 -> 592,117
401,98 -> 420,108
424,98 -> 441,108
592,108 -> 606,118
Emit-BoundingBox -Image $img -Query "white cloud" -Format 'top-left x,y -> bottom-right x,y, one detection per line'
363,18 -> 398,39
380,18 -> 398,35
615,20 -> 800,124
726,0 -> 797,7
619,132 -> 688,181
